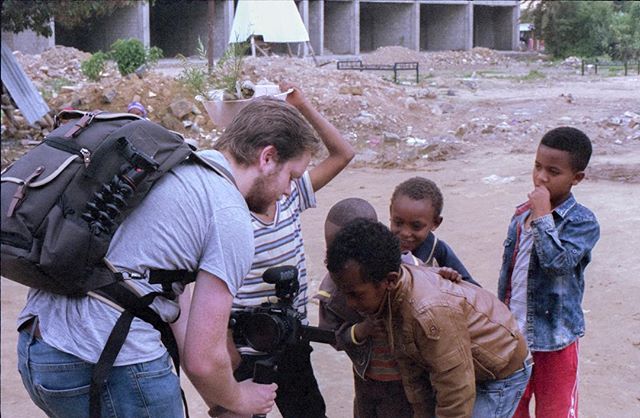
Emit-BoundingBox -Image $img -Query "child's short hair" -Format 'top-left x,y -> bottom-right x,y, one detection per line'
540,127 -> 592,172
327,198 -> 378,227
326,219 -> 400,284
391,177 -> 444,218
213,97 -> 320,165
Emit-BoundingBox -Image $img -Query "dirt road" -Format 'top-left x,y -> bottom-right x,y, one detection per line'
3,145 -> 639,417
2,50 -> 639,417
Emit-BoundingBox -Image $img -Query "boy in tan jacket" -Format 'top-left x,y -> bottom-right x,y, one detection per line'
326,219 -> 532,418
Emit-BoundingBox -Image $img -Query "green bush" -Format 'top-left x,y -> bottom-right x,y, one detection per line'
110,38 -> 163,76
178,56 -> 209,98
521,70 -> 546,81
81,51 -> 107,81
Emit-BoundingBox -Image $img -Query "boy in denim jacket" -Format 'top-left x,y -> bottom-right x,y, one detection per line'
497,127 -> 600,417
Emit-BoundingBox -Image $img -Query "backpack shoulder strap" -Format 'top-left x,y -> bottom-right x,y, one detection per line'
190,153 -> 237,188
88,279 -> 189,418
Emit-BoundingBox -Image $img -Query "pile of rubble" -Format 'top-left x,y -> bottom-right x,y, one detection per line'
13,46 -> 91,86
364,46 -> 512,69
2,45 -> 638,172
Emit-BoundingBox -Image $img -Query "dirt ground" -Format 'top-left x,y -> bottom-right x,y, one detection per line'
2,49 -> 639,417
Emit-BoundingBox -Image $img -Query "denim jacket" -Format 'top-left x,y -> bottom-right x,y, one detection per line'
497,194 -> 600,351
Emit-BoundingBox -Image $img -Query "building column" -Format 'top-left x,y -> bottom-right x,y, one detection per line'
465,1 -> 473,50
411,1 -> 420,51
298,0 -> 309,56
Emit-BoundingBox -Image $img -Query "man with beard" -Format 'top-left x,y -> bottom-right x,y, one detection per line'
230,83 -> 354,418
16,97 -> 320,418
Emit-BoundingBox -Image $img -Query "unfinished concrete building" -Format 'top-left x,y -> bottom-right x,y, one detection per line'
3,0 -> 519,57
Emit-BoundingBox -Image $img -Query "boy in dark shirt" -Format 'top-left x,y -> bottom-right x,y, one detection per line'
389,177 -> 480,286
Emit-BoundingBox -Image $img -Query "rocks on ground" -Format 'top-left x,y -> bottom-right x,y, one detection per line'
1,45 -> 638,178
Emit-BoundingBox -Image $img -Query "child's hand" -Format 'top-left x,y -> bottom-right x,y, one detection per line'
528,185 -> 552,219
435,267 -> 463,283
279,81 -> 309,109
354,317 -> 385,341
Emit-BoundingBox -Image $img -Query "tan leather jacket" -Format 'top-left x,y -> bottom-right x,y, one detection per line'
383,264 -> 528,418
316,253 -> 424,379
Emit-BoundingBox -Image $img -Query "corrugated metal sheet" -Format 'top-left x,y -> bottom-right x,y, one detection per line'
1,43 -> 50,125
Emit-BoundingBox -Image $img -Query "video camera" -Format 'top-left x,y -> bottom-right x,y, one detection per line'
229,266 -> 335,354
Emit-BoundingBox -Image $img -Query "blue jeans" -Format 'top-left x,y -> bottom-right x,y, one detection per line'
17,328 -> 184,418
472,360 -> 533,418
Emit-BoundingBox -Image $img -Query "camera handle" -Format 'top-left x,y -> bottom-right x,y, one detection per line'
252,358 -> 278,418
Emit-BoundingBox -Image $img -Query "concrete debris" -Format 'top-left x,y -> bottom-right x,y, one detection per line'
169,99 -> 195,119
562,56 -> 582,67
101,89 -> 117,104
1,45 -> 637,171
364,46 -> 511,68
482,174 -> 516,185
560,93 -> 575,103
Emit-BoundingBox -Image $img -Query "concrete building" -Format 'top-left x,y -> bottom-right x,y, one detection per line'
2,0 -> 519,57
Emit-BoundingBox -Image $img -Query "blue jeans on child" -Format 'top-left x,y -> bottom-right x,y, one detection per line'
472,358 -> 533,418
17,328 -> 183,418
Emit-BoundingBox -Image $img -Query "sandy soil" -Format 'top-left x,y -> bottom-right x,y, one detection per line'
3,145 -> 639,417
2,53 -> 639,417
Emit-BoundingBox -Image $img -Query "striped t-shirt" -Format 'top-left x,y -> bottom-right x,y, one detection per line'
365,333 -> 402,381
233,171 -> 316,333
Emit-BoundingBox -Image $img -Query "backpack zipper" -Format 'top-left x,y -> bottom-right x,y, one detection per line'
45,138 -> 92,167
79,148 -> 91,167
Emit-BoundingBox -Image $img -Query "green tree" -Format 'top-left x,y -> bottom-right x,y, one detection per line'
1,0 -> 138,37
524,0 -> 640,59
609,1 -> 640,60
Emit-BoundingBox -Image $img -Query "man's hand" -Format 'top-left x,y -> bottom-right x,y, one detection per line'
434,267 -> 462,283
233,379 -> 278,416
280,81 -> 309,109
528,185 -> 552,219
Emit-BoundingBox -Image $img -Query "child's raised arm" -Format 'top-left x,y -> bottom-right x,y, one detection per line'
280,81 -> 355,192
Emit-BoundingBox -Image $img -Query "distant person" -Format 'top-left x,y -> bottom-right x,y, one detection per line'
389,176 -> 480,286
127,101 -> 148,118
229,83 -> 354,418
498,127 -> 600,418
327,219 -> 532,418
316,198 -> 466,418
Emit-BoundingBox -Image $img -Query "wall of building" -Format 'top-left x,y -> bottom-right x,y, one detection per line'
55,3 -> 149,53
420,3 -> 470,51
4,0 -> 521,57
360,1 -> 417,52
473,4 -> 517,50
1,28 -> 55,55
324,0 -> 358,55
150,0 -> 208,57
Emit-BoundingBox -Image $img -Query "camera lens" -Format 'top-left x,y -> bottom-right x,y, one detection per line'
243,312 -> 288,353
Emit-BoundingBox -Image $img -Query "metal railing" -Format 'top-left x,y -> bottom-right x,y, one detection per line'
581,59 -> 640,75
337,60 -> 420,83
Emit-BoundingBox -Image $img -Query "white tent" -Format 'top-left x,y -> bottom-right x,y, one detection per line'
229,0 -> 309,45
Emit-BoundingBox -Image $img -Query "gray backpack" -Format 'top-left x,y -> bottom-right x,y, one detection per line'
1,110 -> 231,417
